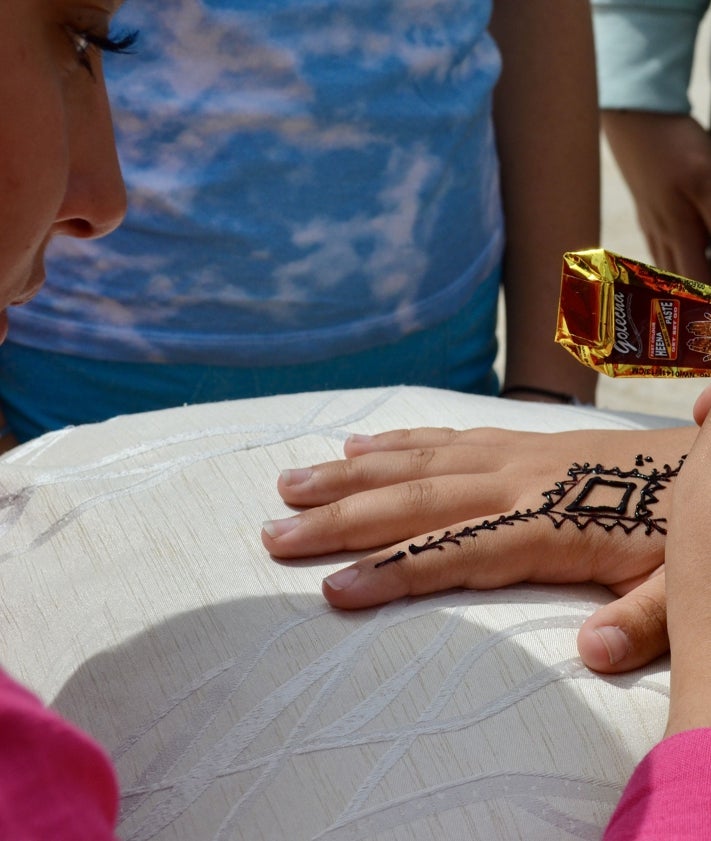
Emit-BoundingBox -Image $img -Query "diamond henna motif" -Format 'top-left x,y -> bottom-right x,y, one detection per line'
563,477 -> 636,515
375,454 -> 685,568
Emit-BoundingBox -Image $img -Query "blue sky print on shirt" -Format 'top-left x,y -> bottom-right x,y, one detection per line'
29,0 -> 504,365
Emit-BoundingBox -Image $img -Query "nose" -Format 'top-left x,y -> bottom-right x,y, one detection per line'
53,68 -> 127,241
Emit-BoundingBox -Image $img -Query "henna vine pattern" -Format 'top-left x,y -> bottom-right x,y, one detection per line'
374,453 -> 686,569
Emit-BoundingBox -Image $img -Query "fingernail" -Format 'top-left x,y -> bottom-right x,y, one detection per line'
280,468 -> 313,486
262,516 -> 301,538
347,433 -> 373,445
593,626 -> 630,665
323,566 -> 360,591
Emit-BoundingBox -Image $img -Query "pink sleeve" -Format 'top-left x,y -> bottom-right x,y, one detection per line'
603,728 -> 711,840
0,670 -> 119,840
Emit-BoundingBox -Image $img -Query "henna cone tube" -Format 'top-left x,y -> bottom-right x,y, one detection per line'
556,249 -> 711,378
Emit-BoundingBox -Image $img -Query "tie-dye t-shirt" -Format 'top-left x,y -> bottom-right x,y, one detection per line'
15,0 -> 504,366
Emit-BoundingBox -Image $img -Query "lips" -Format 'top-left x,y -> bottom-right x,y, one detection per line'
11,290 -> 42,306
9,245 -> 49,308
10,275 -> 45,307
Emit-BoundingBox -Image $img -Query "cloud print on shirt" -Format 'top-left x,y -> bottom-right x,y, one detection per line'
31,0 -> 504,365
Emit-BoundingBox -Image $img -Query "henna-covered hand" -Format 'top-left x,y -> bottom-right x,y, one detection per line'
262,424 -> 698,674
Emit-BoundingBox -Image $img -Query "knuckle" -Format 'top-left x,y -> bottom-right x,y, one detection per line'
395,428 -> 421,446
319,500 -> 349,532
395,479 -> 438,512
408,447 -> 437,473
405,426 -> 458,444
439,427 -> 460,443
468,427 -> 518,448
338,456 -> 366,484
629,591 -> 668,639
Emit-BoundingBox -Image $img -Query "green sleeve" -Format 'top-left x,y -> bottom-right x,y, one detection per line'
592,0 -> 709,112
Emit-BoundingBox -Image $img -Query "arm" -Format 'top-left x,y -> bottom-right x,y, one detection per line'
602,730 -> 711,839
602,382 -> 711,839
490,0 -> 599,405
0,670 -> 119,839
593,0 -> 711,281
663,385 -> 711,738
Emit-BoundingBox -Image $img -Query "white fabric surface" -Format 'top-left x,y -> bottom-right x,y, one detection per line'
0,386 -> 673,840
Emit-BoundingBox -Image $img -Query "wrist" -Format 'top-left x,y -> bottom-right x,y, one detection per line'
499,385 -> 581,405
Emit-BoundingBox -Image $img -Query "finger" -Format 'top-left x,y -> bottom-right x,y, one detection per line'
320,511 -> 594,610
263,473 -> 516,558
690,187 -> 711,283
278,445 -> 506,506
647,189 -> 711,282
693,384 -> 711,427
343,426 -> 525,458
323,520 -> 568,610
642,199 -> 710,281
671,224 -> 711,285
576,569 -> 667,674
646,230 -> 672,277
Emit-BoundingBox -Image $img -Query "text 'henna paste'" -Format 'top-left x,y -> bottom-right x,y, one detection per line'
374,454 -> 685,568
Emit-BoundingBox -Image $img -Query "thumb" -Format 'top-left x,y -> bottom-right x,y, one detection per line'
576,570 -> 667,674
693,383 -> 711,427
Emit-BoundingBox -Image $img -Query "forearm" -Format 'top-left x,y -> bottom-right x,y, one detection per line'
665,589 -> 711,737
602,730 -> 711,840
663,408 -> 711,737
0,670 -> 119,838
491,0 -> 599,403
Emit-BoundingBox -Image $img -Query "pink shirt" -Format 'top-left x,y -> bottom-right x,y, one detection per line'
0,670 -> 119,839
1,662 -> 710,839
603,728 -> 711,840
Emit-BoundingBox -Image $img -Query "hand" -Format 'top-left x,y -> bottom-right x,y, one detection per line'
664,385 -> 711,736
603,110 -> 711,284
262,423 -> 698,673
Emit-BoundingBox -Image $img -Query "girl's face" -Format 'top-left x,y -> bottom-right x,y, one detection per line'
0,0 -> 128,340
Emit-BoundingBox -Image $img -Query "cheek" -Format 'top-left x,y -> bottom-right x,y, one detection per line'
0,12 -> 71,301
0,95 -> 68,293
0,158 -> 64,293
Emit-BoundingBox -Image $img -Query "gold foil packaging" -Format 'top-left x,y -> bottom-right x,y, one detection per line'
556,249 -> 711,377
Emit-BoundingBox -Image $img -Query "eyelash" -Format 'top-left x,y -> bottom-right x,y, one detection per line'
66,26 -> 139,77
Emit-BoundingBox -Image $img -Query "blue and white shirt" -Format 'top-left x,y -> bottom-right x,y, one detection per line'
15,0 -> 504,365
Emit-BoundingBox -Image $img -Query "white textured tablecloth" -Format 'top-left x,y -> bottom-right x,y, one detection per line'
0,387 -> 672,840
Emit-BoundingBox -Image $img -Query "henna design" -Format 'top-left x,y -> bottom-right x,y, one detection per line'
564,476 -> 636,515
374,454 -> 685,568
